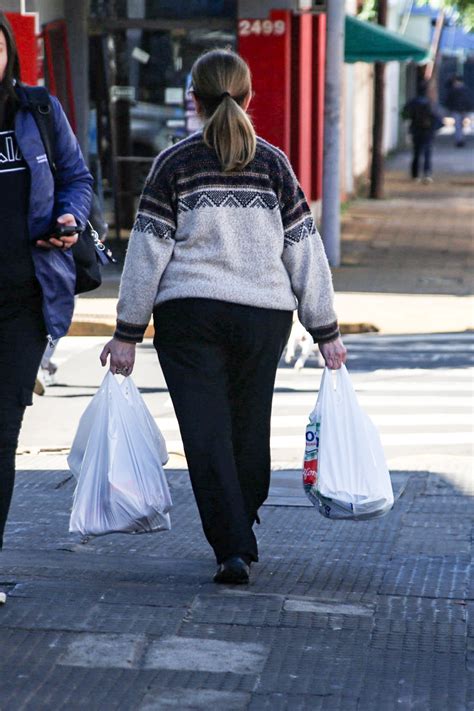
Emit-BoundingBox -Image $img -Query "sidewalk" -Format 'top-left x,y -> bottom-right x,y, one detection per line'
1,450 -> 473,710
333,134 -> 473,335
71,134 -> 474,337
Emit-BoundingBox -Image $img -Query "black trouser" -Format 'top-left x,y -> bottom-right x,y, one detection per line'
411,133 -> 433,178
154,299 -> 292,565
0,294 -> 47,548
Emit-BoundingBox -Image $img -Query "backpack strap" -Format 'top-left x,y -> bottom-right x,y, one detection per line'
22,85 -> 57,175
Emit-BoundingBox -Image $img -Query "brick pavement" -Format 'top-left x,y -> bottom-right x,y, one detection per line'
335,160 -> 474,297
0,452 -> 473,710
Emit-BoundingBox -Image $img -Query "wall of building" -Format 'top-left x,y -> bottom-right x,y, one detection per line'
8,0 -> 65,24
383,1 -> 401,153
343,0 -> 376,195
351,61 -> 374,185
2,0 -> 23,10
342,60 -> 374,198
344,0 -> 407,189
238,0 -> 299,19
404,15 -> 431,47
35,0 -> 64,24
384,61 -> 401,153
343,63 -> 355,197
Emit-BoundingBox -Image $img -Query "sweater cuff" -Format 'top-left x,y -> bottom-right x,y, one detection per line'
309,321 -> 340,344
114,319 -> 148,344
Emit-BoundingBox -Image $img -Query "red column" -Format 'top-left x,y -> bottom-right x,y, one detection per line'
312,13 -> 326,201
291,12 -> 313,198
42,20 -> 77,131
6,13 -> 38,86
238,9 -> 326,200
238,11 -> 292,156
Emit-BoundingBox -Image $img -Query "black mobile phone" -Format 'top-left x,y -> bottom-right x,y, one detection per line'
49,224 -> 84,238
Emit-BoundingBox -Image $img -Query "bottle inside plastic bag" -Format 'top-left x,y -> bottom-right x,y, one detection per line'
303,365 -> 394,520
68,372 -> 172,536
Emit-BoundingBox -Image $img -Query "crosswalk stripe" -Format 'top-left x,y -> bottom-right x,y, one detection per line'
349,369 -> 474,378
272,432 -> 473,448
273,413 -> 473,427
152,350 -> 474,460
348,381 -> 474,392
273,385 -> 474,395
270,395 -> 472,409
162,432 -> 473,452
155,413 -> 473,429
344,333 -> 474,343
345,344 -> 474,352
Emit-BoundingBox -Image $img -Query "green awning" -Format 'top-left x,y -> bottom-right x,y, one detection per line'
345,15 -> 428,64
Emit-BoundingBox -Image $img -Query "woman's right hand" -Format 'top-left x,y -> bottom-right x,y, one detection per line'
100,338 -> 136,376
36,213 -> 79,251
319,337 -> 347,370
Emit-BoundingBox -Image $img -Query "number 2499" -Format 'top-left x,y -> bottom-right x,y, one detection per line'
238,19 -> 286,37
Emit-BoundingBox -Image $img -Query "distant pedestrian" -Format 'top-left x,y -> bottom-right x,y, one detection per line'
100,49 -> 346,585
0,13 -> 93,550
445,75 -> 472,147
402,82 -> 443,183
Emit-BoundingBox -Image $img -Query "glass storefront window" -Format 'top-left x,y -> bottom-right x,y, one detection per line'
89,1 -> 237,235
90,0 -> 236,20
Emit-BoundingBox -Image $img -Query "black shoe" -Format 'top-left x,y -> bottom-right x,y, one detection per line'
213,556 -> 250,584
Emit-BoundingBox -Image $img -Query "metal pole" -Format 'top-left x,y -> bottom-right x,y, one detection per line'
321,0 -> 345,267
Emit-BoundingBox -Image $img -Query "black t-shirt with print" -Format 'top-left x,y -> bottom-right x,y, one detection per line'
0,129 -> 38,295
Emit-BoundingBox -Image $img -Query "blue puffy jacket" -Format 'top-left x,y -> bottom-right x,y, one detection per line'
14,84 -> 93,341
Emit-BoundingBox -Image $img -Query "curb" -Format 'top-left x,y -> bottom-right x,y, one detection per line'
67,320 -> 379,338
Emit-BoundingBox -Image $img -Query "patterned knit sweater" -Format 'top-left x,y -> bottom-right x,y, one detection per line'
115,132 -> 339,344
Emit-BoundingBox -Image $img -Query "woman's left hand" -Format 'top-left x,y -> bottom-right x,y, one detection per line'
100,338 -> 136,376
319,336 -> 347,370
36,213 -> 79,251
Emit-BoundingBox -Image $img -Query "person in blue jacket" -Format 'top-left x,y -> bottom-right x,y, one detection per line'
0,12 -> 93,549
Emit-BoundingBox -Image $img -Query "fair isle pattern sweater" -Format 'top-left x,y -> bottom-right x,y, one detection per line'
115,132 -> 339,344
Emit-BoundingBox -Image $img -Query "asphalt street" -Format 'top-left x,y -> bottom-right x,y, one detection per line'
20,331 -> 474,468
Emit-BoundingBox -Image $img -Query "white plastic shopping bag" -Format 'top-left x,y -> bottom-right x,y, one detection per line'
68,372 -> 172,536
303,365 -> 394,520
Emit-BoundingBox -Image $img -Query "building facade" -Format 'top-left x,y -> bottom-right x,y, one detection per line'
4,1 -> 429,234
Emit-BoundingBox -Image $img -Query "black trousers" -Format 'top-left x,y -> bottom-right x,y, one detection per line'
154,299 -> 292,564
411,134 -> 433,178
0,294 -> 47,548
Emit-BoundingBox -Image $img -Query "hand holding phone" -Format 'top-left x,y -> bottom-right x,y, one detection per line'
48,223 -> 84,239
36,213 -> 83,251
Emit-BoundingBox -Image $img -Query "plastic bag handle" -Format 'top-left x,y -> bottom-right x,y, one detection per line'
325,364 -> 350,389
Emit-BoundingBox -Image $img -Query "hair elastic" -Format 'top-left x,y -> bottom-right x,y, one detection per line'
220,91 -> 231,100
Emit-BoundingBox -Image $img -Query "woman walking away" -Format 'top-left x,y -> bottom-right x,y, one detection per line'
101,49 -> 346,584
0,13 -> 93,550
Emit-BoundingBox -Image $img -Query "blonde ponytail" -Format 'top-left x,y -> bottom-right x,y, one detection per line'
191,50 -> 256,172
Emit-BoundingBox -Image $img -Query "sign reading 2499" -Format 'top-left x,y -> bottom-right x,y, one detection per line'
238,19 -> 287,37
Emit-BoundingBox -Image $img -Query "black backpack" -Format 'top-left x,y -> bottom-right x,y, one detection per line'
412,100 -> 434,132
23,85 -> 115,294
